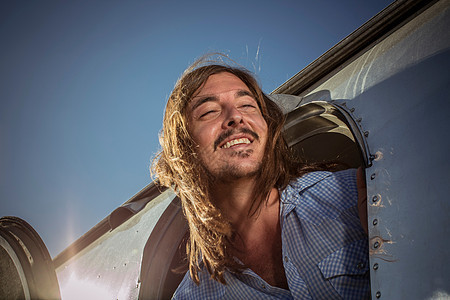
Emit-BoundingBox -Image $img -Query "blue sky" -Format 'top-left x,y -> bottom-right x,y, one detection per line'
0,0 -> 392,257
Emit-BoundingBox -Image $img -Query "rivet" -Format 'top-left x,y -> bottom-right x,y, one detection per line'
364,131 -> 369,137
356,118 -> 362,122
373,263 -> 379,270
350,108 -> 355,112
374,241 -> 380,249
371,152 -> 381,161
374,151 -> 383,161
372,195 -> 379,203
376,291 -> 381,298
373,219 -> 378,226
370,173 -> 376,180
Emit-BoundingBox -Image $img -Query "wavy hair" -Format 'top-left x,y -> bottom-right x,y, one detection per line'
152,58 -> 327,285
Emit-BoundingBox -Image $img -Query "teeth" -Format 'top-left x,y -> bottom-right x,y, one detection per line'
222,138 -> 251,149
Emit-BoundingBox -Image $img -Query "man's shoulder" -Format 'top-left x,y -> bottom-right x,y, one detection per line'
287,168 -> 356,193
281,169 -> 358,217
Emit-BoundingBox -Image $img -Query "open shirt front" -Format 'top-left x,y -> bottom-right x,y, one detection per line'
173,169 -> 370,300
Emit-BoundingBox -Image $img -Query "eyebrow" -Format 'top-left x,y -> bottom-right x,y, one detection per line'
190,89 -> 255,112
236,90 -> 254,98
191,95 -> 218,111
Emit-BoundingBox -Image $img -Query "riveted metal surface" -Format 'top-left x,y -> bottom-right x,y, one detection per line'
288,0 -> 450,298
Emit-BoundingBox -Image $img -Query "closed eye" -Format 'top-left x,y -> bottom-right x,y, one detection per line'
239,103 -> 258,112
200,110 -> 217,118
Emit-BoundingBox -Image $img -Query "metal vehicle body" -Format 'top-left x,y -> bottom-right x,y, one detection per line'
1,0 -> 449,298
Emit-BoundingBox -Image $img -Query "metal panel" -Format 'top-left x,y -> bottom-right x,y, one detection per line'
55,189 -> 175,300
292,1 -> 450,298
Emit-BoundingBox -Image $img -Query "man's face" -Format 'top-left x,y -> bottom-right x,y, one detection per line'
187,72 -> 268,180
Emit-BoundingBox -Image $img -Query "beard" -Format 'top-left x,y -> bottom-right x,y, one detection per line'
201,149 -> 263,183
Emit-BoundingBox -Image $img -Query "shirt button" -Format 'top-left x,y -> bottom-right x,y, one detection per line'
357,262 -> 365,269
284,256 -> 289,263
261,283 -> 266,289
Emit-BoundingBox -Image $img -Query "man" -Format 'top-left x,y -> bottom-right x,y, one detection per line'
152,60 -> 369,299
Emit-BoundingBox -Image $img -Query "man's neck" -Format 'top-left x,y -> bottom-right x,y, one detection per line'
210,178 -> 280,241
211,179 -> 288,289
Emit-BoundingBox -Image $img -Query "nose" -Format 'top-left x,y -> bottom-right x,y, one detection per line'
222,106 -> 244,129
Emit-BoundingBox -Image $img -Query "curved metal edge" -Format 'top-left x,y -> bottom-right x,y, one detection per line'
330,101 -> 372,167
0,216 -> 61,299
138,196 -> 188,299
0,235 -> 31,300
285,100 -> 370,167
271,0 -> 438,96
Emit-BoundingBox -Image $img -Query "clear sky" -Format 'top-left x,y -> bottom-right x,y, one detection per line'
0,0 -> 392,257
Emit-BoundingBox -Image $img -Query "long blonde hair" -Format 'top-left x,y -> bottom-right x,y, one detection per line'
152,58 -> 317,284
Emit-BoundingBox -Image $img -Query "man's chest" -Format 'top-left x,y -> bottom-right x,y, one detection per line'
239,232 -> 289,290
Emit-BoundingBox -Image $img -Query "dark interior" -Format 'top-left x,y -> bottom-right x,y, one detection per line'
284,101 -> 366,168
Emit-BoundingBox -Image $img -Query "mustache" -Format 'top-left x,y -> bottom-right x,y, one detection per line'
214,128 -> 259,151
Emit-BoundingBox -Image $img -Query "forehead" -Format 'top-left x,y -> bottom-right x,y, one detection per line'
193,72 -> 251,99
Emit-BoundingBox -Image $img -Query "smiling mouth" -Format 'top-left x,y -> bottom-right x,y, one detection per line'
214,128 -> 259,151
222,138 -> 251,149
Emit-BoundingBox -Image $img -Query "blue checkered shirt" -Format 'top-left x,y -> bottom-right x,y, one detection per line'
172,169 -> 370,299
